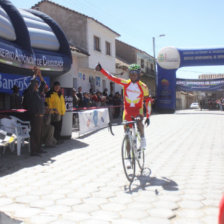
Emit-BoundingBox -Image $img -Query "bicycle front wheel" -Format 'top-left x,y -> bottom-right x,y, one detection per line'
121,135 -> 136,182
136,133 -> 145,172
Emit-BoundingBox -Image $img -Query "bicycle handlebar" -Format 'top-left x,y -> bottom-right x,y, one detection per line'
108,116 -> 141,136
108,122 -> 115,136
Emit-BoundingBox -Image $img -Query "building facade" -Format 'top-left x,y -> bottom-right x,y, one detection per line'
33,0 -> 119,94
115,40 -> 156,96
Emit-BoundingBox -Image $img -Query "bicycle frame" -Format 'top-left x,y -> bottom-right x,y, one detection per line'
123,121 -> 142,163
108,118 -> 145,182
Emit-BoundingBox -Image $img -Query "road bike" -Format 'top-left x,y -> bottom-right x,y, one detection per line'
109,117 -> 145,182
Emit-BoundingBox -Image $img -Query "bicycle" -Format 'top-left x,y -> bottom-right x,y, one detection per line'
109,117 -> 145,182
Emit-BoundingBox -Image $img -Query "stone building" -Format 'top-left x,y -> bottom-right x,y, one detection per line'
116,40 -> 156,96
33,0 -> 120,94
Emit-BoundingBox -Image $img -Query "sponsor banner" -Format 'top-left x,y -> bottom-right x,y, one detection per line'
62,88 -> 73,112
156,65 -> 177,111
78,108 -> 110,135
179,48 -> 224,67
0,40 -> 66,72
0,72 -> 50,95
157,47 -> 181,70
157,47 -> 224,69
176,78 -> 224,91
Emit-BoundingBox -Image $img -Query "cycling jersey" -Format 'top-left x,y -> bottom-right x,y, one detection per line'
100,68 -> 152,120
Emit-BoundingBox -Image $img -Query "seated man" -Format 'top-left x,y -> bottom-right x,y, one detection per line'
41,103 -> 57,147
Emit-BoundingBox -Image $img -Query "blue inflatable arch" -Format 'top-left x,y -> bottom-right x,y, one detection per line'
0,0 -> 72,76
156,46 -> 224,112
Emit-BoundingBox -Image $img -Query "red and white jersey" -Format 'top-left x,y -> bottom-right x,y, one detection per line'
100,68 -> 152,118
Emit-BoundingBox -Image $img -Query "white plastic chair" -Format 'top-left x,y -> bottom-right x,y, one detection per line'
0,129 -> 16,155
0,116 -> 30,156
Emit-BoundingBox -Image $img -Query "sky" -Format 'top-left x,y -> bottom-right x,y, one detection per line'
9,0 -> 224,79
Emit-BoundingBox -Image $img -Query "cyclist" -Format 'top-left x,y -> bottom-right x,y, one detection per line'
95,63 -> 152,149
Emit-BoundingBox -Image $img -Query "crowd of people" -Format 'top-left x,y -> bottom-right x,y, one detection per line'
216,97 -> 224,111
199,98 -> 224,110
5,67 -> 125,156
73,86 -> 123,119
5,67 -> 66,156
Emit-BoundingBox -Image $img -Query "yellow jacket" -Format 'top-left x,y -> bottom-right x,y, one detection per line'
46,91 -> 66,115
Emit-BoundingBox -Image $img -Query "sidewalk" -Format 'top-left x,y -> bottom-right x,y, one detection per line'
0,109 -> 223,223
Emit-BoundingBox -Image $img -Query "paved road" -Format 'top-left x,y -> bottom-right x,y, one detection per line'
0,109 -> 224,224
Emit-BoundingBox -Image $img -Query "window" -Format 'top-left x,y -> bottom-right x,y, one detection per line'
94,36 -> 101,51
151,63 -> 154,71
105,41 -> 111,55
141,59 -> 144,68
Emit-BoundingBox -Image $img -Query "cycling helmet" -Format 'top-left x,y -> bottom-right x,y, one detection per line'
128,64 -> 141,82
128,64 -> 141,73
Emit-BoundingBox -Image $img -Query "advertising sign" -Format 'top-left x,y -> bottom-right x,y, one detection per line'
0,41 -> 66,72
62,88 -> 73,112
176,78 -> 224,91
179,48 -> 224,67
78,108 -> 110,135
0,72 -> 50,95
156,65 -> 177,111
156,47 -> 224,112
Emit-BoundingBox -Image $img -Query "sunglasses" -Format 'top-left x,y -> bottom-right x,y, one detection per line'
129,70 -> 140,75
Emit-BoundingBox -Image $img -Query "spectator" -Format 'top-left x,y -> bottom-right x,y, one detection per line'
221,98 -> 224,111
91,92 -> 98,106
108,93 -> 114,105
25,66 -> 46,156
103,88 -> 108,97
77,86 -> 83,107
72,88 -> 79,108
113,92 -> 122,118
46,81 -> 66,142
96,91 -> 103,107
10,85 -> 22,109
41,103 -> 57,147
83,92 -> 91,107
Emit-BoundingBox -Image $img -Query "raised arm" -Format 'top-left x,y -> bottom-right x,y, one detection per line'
95,63 -> 127,86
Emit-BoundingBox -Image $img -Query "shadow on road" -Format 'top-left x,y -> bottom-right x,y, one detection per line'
0,138 -> 89,177
124,168 -> 178,194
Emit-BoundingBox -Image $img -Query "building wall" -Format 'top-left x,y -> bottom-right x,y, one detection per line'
87,18 -> 117,73
136,52 -> 154,75
36,2 -> 88,52
116,40 -> 136,64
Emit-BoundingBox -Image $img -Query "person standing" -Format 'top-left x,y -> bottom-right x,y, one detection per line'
25,66 -> 46,156
77,86 -> 83,108
46,81 -> 66,142
10,85 -> 22,109
41,103 -> 57,147
72,88 -> 80,108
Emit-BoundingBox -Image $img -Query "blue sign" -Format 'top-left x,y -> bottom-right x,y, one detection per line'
156,65 -> 176,111
176,78 -> 224,91
156,47 -> 224,112
0,72 -> 50,95
0,1 -> 72,76
179,48 -> 224,67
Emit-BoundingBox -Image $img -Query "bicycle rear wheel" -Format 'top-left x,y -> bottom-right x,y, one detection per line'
121,135 -> 136,182
136,133 -> 145,172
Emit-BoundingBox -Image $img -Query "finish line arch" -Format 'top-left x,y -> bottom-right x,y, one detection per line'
156,47 -> 224,112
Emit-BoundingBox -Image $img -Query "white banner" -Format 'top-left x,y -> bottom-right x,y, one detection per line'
78,108 -> 110,135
